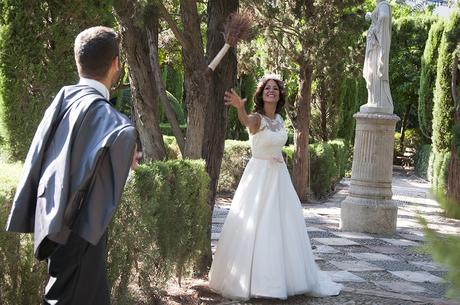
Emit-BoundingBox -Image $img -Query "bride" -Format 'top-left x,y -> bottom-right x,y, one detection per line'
208,74 -> 342,301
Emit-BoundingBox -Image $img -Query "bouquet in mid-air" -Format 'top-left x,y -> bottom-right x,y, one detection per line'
208,11 -> 252,71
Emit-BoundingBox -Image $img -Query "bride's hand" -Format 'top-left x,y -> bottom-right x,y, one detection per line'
224,89 -> 246,109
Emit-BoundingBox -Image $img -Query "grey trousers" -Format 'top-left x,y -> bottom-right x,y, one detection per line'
43,232 -> 110,305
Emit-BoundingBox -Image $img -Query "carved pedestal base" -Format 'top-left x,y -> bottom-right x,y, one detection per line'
340,112 -> 400,234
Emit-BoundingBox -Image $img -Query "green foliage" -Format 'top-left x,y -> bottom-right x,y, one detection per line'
217,140 -> 251,193
163,135 -> 182,160
420,199 -> 460,299
437,191 -> 460,220
0,0 -> 114,160
309,142 -> 337,198
390,15 -> 434,132
0,159 -> 209,304
162,63 -> 184,107
159,123 -> 187,136
227,74 -> 257,141
163,90 -> 186,124
336,77 -> 367,144
418,19 -> 444,140
0,162 -> 47,305
432,9 -> 460,153
108,160 -> 210,302
414,144 -> 432,180
328,139 -> 351,181
432,150 -> 451,193
394,128 -> 425,162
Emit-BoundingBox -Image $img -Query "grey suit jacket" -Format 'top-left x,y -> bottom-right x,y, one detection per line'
5,84 -> 137,259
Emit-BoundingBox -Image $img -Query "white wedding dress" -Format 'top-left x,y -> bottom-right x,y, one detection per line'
209,114 -> 342,301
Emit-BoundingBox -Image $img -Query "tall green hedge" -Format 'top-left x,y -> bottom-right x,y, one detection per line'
418,19 -> 444,140
391,16 -> 433,134
0,0 -> 114,160
432,151 -> 451,194
432,9 -> 460,153
108,160 -> 210,303
336,77 -> 366,144
414,144 -> 432,180
0,162 -> 47,305
0,159 -> 210,304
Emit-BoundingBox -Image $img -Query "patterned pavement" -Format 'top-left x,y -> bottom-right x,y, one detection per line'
211,169 -> 460,305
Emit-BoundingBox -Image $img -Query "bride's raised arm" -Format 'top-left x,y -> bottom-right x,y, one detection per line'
224,89 -> 260,134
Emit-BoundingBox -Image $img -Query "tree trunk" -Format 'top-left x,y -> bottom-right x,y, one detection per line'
180,0 -> 209,159
114,2 -> 166,161
145,22 -> 186,155
197,0 -> 239,274
447,148 -> 460,202
319,86 -> 328,141
447,48 -> 459,203
292,64 -> 312,202
399,102 -> 412,156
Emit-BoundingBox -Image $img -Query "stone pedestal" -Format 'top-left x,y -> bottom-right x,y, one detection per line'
340,112 -> 400,234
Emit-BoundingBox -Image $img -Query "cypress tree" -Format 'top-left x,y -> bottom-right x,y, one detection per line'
432,9 -> 460,154
418,19 -> 444,140
0,0 -> 114,160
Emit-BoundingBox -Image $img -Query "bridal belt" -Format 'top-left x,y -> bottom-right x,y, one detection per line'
252,156 -> 284,166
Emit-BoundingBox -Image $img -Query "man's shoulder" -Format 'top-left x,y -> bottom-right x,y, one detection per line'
61,84 -> 105,100
57,84 -> 133,126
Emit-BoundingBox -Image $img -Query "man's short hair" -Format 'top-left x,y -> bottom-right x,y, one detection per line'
74,26 -> 119,80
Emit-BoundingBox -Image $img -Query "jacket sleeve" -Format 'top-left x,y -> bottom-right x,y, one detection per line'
5,89 -> 65,232
75,124 -> 137,245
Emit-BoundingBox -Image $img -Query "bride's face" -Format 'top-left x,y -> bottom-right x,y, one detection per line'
262,79 -> 280,104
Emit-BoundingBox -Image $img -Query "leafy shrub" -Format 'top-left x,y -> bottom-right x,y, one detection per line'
163,135 -> 182,160
0,159 -> 209,305
108,160 -> 210,303
328,139 -> 350,181
309,142 -> 337,199
414,144 -> 432,180
0,162 -> 47,305
420,194 -> 460,300
217,140 -> 251,193
432,151 -> 451,194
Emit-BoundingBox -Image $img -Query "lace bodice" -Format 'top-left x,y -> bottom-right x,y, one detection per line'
249,114 -> 288,159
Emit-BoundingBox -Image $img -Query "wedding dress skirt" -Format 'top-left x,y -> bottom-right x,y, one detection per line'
209,114 -> 342,300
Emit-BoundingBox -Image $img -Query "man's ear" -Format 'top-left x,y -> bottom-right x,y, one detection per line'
112,56 -> 120,72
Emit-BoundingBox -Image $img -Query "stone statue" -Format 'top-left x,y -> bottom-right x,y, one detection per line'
361,0 -> 394,114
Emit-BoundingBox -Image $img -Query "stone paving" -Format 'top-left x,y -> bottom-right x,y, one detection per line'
211,168 -> 460,305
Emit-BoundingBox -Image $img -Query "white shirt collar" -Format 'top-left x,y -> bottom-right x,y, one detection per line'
78,77 -> 110,100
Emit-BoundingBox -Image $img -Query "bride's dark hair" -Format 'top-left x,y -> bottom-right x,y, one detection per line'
253,74 -> 286,115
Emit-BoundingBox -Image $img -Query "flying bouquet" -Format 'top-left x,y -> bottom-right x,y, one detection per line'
208,11 -> 252,71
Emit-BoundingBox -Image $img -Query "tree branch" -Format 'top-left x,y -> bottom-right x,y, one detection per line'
158,1 -> 191,51
269,28 -> 298,60
146,24 -> 186,154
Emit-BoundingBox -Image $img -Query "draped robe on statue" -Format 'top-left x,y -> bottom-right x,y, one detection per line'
361,0 -> 393,114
